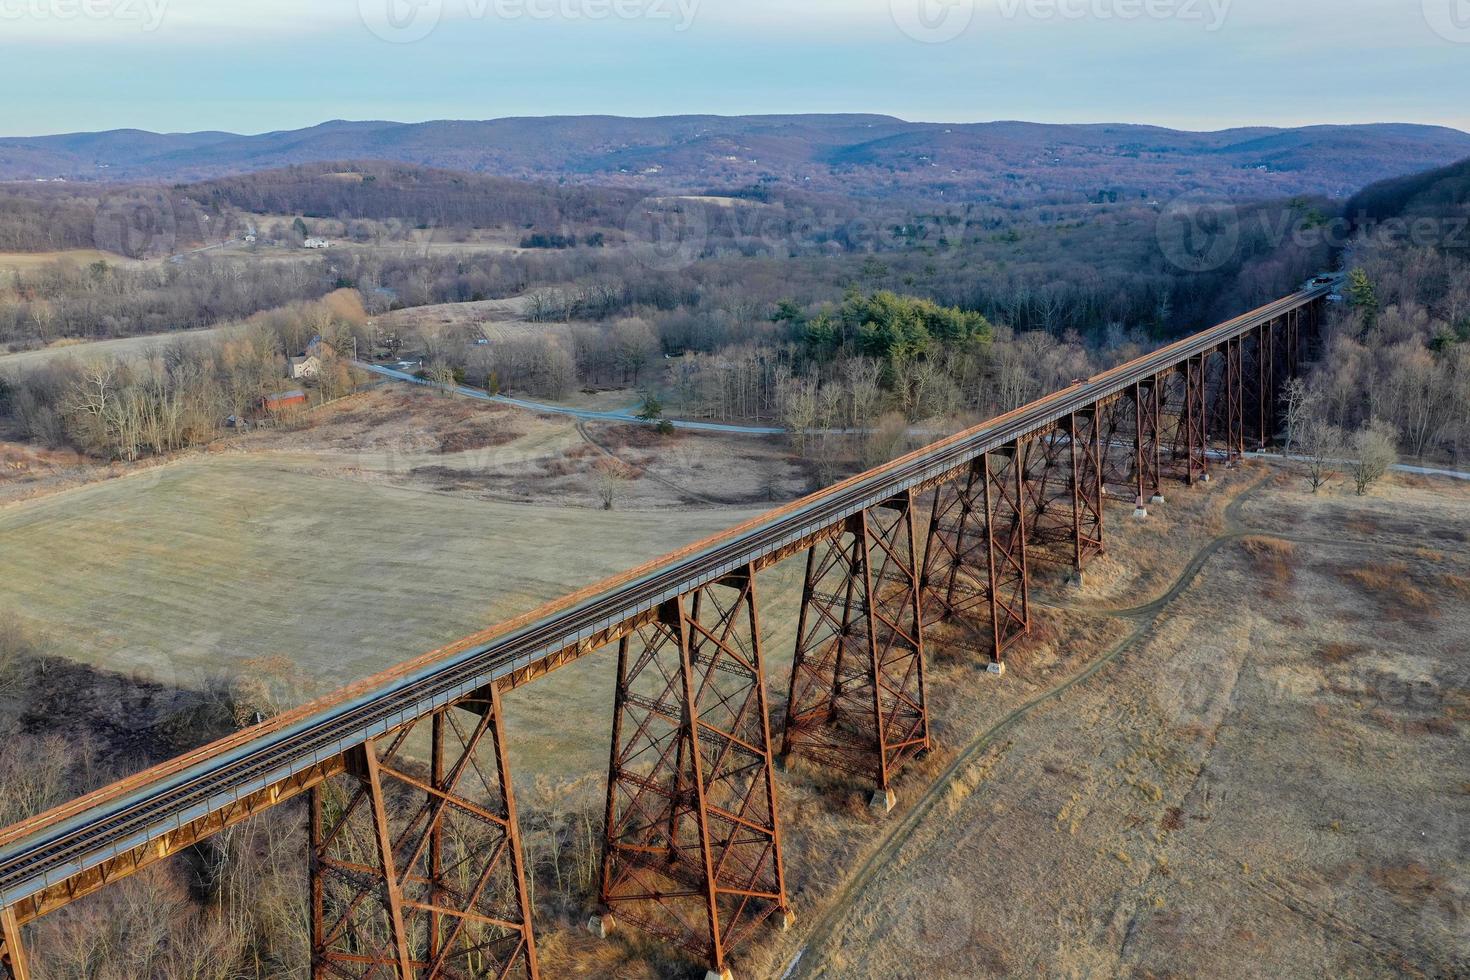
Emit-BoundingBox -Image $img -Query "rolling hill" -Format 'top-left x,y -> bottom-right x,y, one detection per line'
5,116 -> 1470,203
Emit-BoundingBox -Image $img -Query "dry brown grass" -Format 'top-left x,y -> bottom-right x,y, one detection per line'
1240,536 -> 1296,584
1370,861 -> 1446,904
1337,562 -> 1437,617
1316,642 -> 1367,666
1441,573 -> 1470,599
436,420 -> 518,453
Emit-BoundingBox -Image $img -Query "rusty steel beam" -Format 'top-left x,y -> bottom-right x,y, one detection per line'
1018,413 -> 1103,575
1097,393 -> 1139,500
1217,337 -> 1246,463
919,460 -> 990,634
4,755 -> 347,933
782,491 -> 930,798
311,690 -> 538,979
598,570 -> 788,977
1253,318 -> 1276,450
1069,409 -> 1106,571
983,446 -> 1031,662
0,907 -> 26,980
1019,428 -> 1073,557
1135,379 -> 1165,508
918,446 -> 1033,666
1286,307 -> 1301,378
1180,356 -> 1210,485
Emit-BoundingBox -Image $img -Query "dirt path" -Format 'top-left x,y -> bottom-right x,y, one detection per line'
785,473 -> 1285,977
785,471 -> 1469,978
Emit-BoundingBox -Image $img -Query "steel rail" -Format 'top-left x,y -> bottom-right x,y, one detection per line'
0,283 -> 1331,912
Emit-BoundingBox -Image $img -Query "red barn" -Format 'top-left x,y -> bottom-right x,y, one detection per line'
259,389 -> 308,413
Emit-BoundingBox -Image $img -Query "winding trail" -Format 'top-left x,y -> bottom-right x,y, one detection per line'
787,475 -> 1277,978
356,362 -> 786,434
574,421 -> 724,506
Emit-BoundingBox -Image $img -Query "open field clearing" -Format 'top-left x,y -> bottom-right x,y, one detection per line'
0,387 -> 810,777
0,249 -> 142,273
0,451 -> 769,747
0,324 -> 242,369
243,388 -> 807,507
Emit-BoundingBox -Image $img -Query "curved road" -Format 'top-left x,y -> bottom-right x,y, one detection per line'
357,362 -> 786,434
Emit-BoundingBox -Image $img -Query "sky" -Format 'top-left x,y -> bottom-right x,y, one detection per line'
1,0 -> 1468,136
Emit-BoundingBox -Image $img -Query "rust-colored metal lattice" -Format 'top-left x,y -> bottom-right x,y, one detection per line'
1134,379 -> 1165,505
919,447 -> 1031,664
598,568 -> 788,976
1019,412 -> 1104,573
1251,318 -> 1276,449
1097,392 -> 1139,499
782,491 -> 930,792
1178,355 -> 1210,485
1222,337 -> 1246,461
0,910 -> 25,980
309,687 -> 538,979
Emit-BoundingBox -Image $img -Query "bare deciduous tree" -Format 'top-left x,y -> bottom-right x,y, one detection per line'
1351,420 -> 1398,496
1297,414 -> 1342,493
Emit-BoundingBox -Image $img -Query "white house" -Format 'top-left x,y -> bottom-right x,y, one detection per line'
303,237 -> 333,249
287,354 -> 322,380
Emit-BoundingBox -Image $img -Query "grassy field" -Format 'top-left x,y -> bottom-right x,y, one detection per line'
0,249 -> 140,273
756,469 -> 1470,980
0,451 -> 776,763
0,324 -> 241,370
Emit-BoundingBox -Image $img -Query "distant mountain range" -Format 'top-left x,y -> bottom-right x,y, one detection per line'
5,115 -> 1470,203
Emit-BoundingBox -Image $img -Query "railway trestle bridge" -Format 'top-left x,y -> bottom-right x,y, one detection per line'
0,283 -> 1332,979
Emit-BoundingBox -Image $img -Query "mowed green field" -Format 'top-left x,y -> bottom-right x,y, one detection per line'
0,453 -> 803,777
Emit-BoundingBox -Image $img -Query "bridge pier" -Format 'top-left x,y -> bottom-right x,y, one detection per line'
598,569 -> 788,979
1223,336 -> 1246,463
309,686 -> 539,979
919,447 -> 1031,668
0,908 -> 27,980
783,490 -> 930,798
1181,355 -> 1210,485
1135,378 -> 1166,509
1020,413 -> 1104,581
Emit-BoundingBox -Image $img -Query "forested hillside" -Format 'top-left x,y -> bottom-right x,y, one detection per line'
6,116 -> 1470,202
1303,157 -> 1470,463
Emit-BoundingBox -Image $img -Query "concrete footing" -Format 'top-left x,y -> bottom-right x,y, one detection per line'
1132,506 -> 1149,519
1150,494 -> 1167,505
870,787 -> 897,814
778,908 -> 798,932
987,661 -> 1007,677
705,970 -> 734,980
587,913 -> 615,940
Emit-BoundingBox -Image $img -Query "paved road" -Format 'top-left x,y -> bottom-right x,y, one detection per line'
356,362 -> 787,435
362,363 -> 1470,480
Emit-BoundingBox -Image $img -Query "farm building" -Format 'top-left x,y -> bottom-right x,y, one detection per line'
259,389 -> 308,413
303,238 -> 333,249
